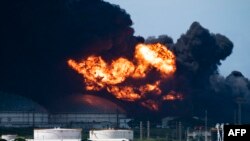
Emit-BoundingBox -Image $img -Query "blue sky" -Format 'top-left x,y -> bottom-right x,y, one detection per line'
105,0 -> 250,78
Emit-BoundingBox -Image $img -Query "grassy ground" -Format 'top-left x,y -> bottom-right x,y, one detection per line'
134,139 -> 182,141
134,138 -> 167,141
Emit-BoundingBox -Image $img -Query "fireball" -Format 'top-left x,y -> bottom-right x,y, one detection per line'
68,43 -> 177,110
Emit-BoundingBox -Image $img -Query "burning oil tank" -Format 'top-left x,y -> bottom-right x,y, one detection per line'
34,128 -> 82,140
89,129 -> 133,141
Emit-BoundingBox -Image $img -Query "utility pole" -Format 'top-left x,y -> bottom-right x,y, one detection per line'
205,110 -> 208,141
186,128 -> 190,141
147,121 -> 150,139
179,122 -> 182,141
176,122 -> 178,139
140,121 -> 143,140
221,124 -> 224,141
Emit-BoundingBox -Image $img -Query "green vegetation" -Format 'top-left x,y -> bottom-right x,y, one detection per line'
134,139 -> 166,141
134,139 -> 183,141
14,137 -> 26,141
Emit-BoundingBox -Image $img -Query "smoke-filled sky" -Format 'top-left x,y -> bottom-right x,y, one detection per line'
1,0 -> 250,122
105,0 -> 250,78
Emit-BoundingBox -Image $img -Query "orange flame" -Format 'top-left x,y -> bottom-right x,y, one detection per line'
68,43 -> 177,110
139,81 -> 161,95
134,43 -> 176,78
68,57 -> 134,90
163,91 -> 184,101
107,86 -> 141,101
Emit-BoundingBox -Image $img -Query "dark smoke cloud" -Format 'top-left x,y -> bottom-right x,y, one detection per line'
146,22 -> 234,94
0,0 -> 141,104
174,22 -> 233,76
146,22 -> 250,123
226,71 -> 250,101
1,0 -> 250,123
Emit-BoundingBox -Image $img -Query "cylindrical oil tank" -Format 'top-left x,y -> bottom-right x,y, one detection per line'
89,129 -> 133,140
34,128 -> 82,140
1,135 -> 17,141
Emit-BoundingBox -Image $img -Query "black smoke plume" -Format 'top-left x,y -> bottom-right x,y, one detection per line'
146,22 -> 250,123
0,0 -> 141,102
1,0 -> 250,123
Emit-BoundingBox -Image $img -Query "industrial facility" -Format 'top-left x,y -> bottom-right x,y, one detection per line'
0,92 -> 131,129
4,128 -> 134,141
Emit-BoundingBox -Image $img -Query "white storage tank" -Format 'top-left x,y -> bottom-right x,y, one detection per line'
89,129 -> 133,141
34,128 -> 82,141
1,135 -> 17,141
